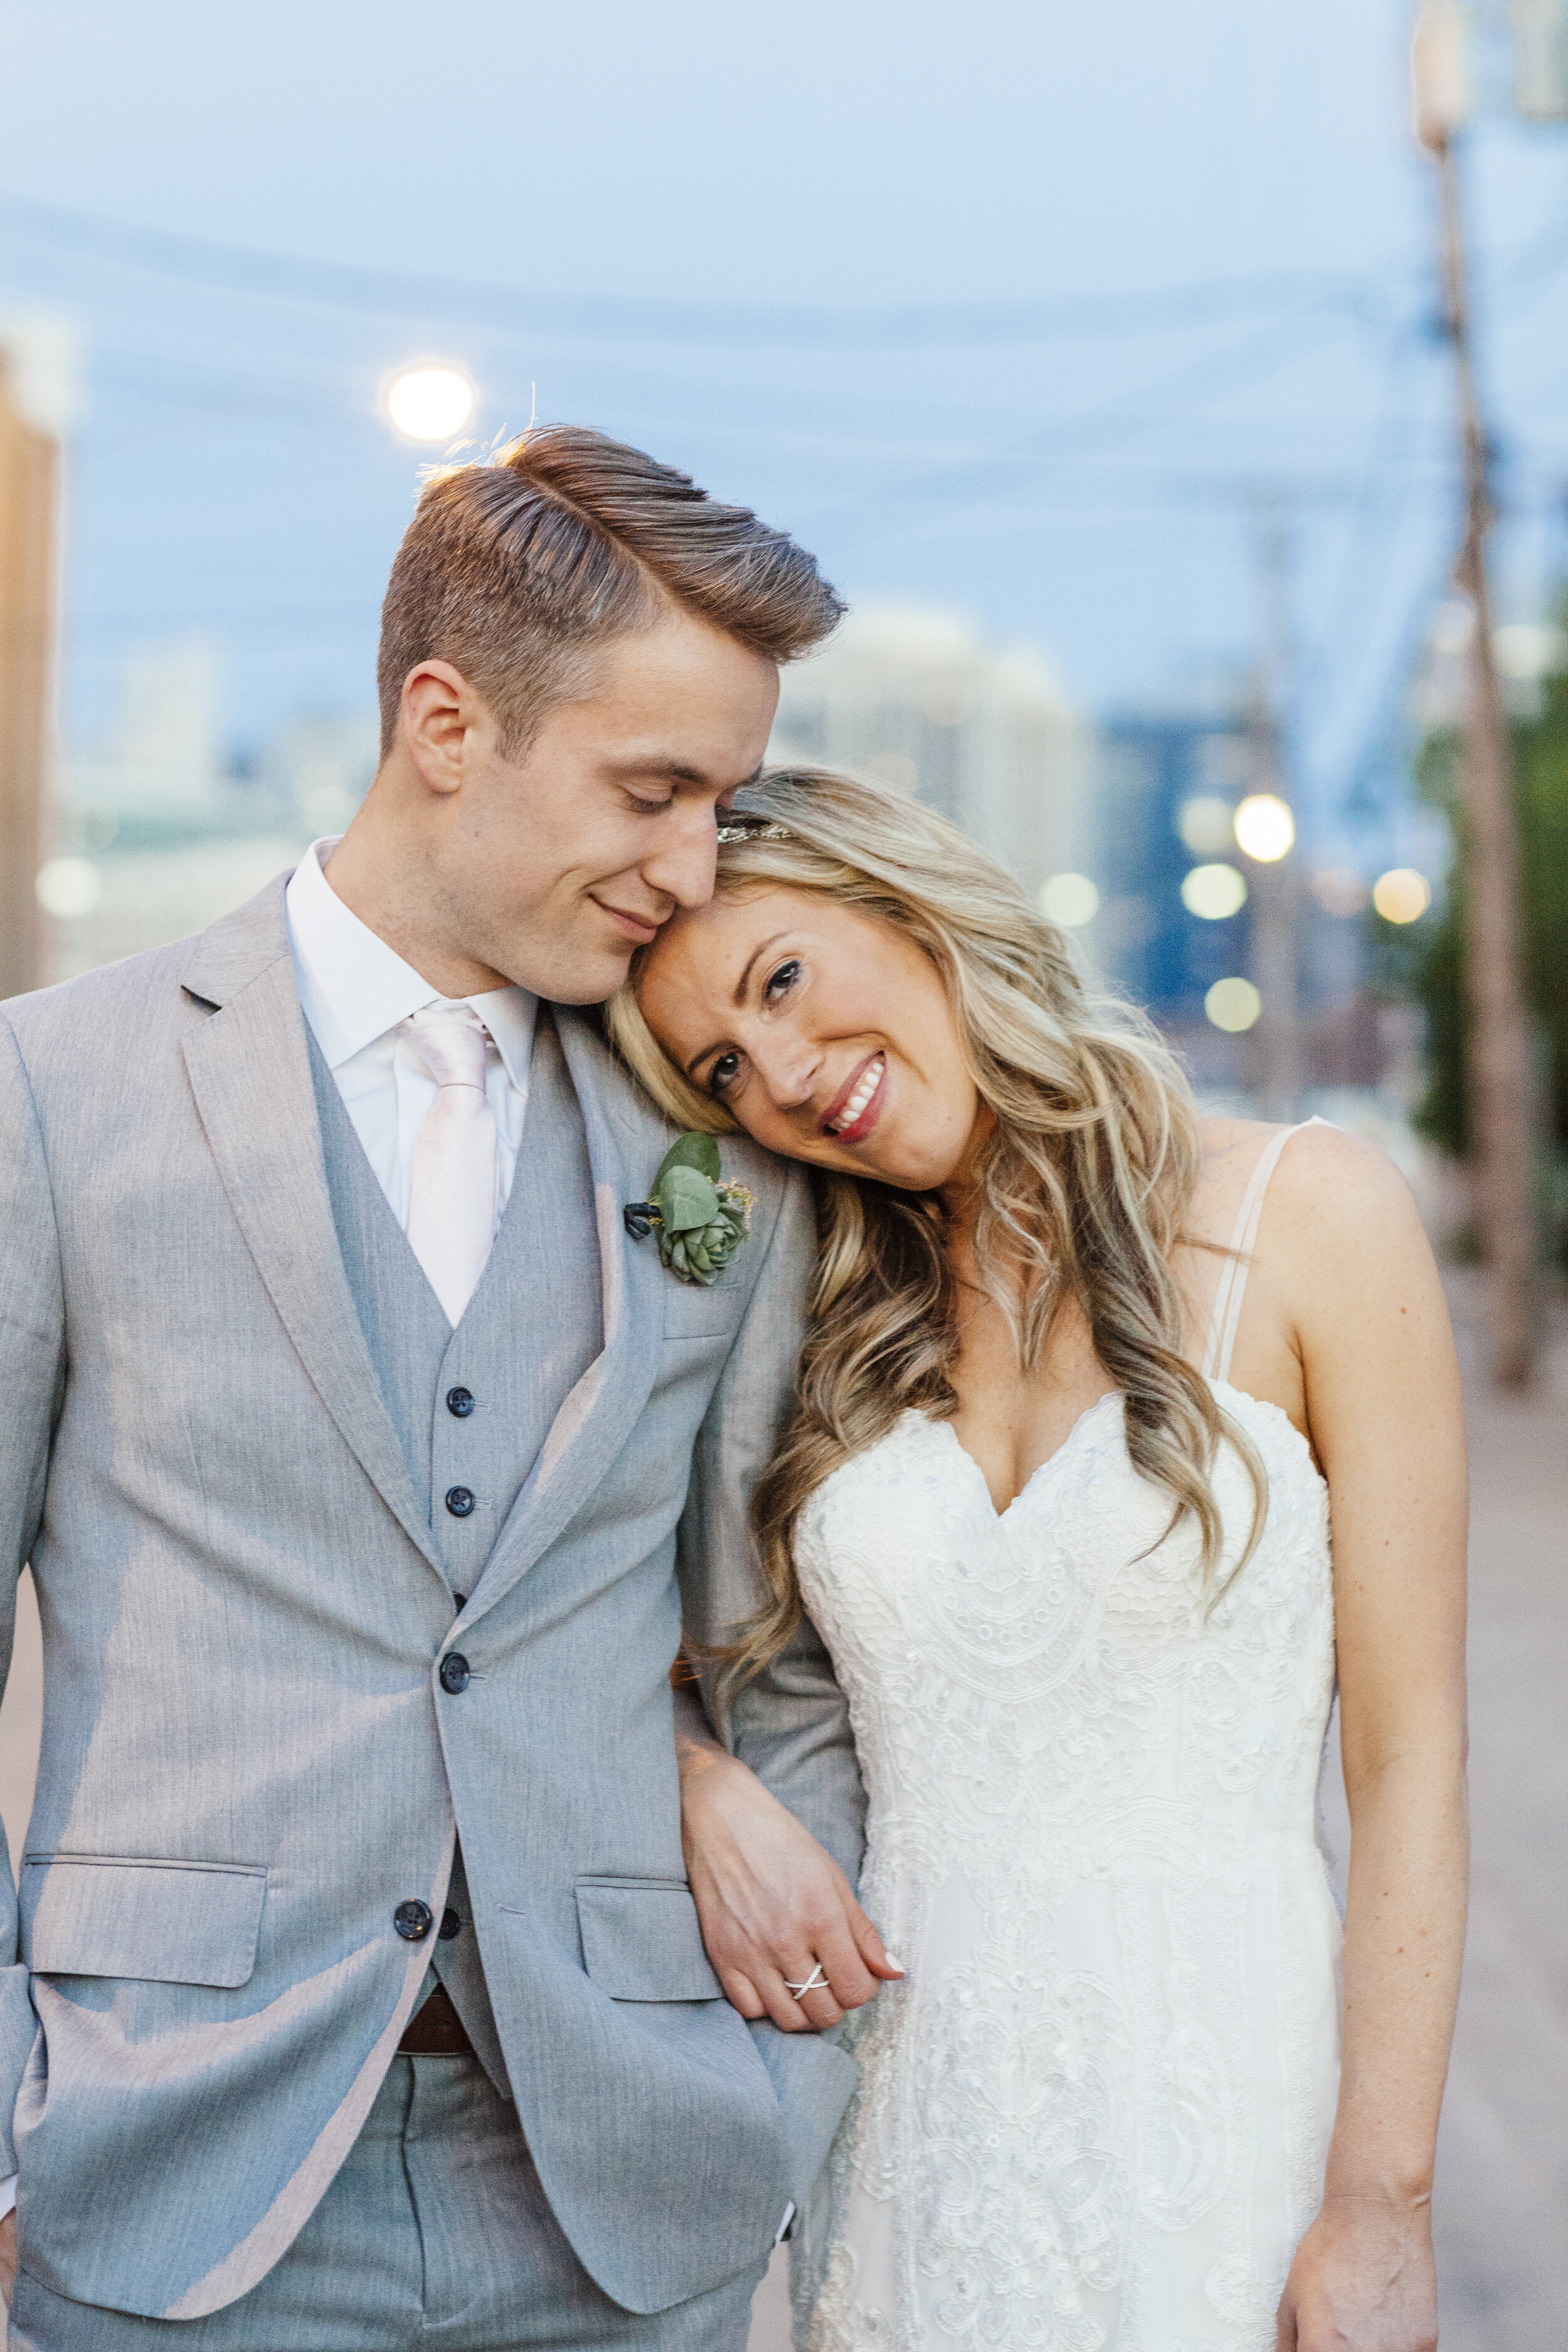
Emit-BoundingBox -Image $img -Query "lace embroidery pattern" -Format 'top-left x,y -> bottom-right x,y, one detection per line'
791,1389 -> 1339,2351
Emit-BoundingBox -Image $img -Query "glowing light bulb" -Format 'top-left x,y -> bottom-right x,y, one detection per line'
1180,863 -> 1248,921
1372,868 -> 1432,924
1233,793 -> 1295,863
35,857 -> 101,918
384,364 -> 477,443
1039,873 -> 1100,929
1177,795 -> 1237,856
1205,977 -> 1261,1034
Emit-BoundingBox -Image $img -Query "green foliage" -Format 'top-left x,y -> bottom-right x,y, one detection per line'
635,1131 -> 755,1286
653,1131 -> 723,1187
1402,649 -> 1568,1170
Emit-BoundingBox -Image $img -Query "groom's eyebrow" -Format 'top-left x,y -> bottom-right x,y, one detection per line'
683,930 -> 790,1074
605,756 -> 766,793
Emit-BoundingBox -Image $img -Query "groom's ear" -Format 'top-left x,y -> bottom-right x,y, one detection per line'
400,659 -> 492,798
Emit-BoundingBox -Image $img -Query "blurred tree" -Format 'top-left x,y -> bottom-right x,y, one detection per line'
1389,620 -> 1568,1254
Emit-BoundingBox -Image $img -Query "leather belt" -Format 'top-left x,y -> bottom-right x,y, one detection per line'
398,1986 -> 474,2057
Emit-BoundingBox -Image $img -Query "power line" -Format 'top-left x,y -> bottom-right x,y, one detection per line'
6,177 -> 1554,345
0,184 -> 1442,349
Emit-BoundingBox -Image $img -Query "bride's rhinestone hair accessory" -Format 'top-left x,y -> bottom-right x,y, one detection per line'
716,818 -> 793,844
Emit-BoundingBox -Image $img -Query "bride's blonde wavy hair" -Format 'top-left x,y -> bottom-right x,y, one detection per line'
608,767 -> 1265,1688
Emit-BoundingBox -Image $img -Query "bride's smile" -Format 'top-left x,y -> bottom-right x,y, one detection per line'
637,882 -> 987,1193
620,768 -> 1467,2352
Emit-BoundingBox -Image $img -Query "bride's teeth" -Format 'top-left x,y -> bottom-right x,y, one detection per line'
831,1057 -> 883,1133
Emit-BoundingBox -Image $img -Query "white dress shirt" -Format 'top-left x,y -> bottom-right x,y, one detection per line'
0,849 -> 539,2233
284,838 -> 537,1229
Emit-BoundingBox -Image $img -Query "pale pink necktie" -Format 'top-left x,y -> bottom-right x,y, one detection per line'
401,1004 -> 498,1325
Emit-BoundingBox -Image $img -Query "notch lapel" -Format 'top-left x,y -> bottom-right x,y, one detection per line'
460,1010 -> 666,1626
180,918 -> 443,1581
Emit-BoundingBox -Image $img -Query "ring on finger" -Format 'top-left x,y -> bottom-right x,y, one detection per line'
783,1963 -> 830,1999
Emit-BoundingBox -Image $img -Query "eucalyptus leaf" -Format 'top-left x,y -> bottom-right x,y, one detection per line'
654,1132 -> 722,1190
658,1165 -> 720,1232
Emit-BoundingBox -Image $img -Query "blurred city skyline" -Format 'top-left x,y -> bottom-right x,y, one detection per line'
1,0 -> 1565,849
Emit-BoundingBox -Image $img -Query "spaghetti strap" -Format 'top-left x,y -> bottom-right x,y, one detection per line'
1201,1117 -> 1335,1387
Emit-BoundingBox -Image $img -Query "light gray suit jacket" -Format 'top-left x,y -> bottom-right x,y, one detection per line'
0,879 -> 864,2323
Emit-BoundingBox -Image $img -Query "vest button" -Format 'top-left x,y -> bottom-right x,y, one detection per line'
439,1652 -> 471,1695
446,1387 -> 475,1418
438,1907 -> 462,1941
445,1486 -> 475,1518
394,1900 -> 433,1942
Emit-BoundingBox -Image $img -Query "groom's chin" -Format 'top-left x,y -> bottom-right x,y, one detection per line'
538,946 -> 640,1007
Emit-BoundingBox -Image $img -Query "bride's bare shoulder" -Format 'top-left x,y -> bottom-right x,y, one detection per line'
1191,1113 -> 1419,1258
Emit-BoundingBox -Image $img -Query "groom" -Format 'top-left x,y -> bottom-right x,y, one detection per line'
0,428 -> 865,2348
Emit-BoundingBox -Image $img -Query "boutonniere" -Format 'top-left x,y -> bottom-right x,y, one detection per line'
623,1133 -> 755,1287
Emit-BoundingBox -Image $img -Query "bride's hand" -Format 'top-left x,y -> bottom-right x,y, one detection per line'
1274,2193 -> 1437,2351
677,1742 -> 903,2033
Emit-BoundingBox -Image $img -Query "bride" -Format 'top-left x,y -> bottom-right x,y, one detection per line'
610,769 -> 1468,2352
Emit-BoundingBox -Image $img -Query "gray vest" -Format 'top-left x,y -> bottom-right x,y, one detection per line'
308,1011 -> 603,2089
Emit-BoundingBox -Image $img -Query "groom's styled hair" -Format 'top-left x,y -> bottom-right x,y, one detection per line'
376,425 -> 842,755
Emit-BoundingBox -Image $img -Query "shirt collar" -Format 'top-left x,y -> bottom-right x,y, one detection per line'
285,838 -> 537,1087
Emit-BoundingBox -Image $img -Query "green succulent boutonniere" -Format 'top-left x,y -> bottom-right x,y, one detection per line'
622,1133 -> 755,1287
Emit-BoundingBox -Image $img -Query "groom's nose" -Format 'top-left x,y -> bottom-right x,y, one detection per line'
639,802 -> 721,912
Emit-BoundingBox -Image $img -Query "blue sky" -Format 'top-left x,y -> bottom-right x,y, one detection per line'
2,0 -> 1564,848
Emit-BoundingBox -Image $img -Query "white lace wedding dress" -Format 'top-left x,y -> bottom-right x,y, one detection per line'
790,1126 -> 1341,2351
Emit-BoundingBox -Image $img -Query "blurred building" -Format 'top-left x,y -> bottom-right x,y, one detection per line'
1083,703 -> 1419,1107
68,636 -> 226,818
769,605 -> 1093,901
1089,712 -> 1256,1033
45,644 -> 378,985
0,310 -> 78,1000
259,711 -> 381,839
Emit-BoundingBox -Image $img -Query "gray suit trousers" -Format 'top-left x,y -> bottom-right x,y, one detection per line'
8,2058 -> 765,2352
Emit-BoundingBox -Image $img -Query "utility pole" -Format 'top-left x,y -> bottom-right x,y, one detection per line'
0,342 -> 60,1002
1244,493 -> 1301,1122
1412,1 -> 1539,1385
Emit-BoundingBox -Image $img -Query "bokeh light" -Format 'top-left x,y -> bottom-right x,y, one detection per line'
1039,872 -> 1101,928
1205,975 -> 1261,1033
1177,795 -> 1237,856
35,857 -> 102,918
1180,862 -> 1248,920
1372,867 -> 1432,924
384,364 -> 477,443
1233,793 -> 1295,862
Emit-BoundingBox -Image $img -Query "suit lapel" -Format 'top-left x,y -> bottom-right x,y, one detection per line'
461,1009 -> 666,1626
180,901 -> 444,1581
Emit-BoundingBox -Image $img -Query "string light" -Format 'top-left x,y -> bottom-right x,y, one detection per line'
383,364 -> 476,443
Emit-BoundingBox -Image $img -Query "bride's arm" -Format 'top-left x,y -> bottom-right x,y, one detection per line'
1266,1130 -> 1468,2352
673,1674 -> 903,2032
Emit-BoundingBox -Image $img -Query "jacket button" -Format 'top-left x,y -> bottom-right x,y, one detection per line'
445,1486 -> 475,1518
439,1907 -> 462,1941
394,1900 -> 433,1942
446,1387 -> 475,1418
439,1653 -> 471,1695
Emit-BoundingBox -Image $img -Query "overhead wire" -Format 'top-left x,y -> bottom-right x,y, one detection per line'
0,184 -> 1416,347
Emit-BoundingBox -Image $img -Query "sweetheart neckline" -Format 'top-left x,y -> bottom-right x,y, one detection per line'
916,1377 -> 1323,1523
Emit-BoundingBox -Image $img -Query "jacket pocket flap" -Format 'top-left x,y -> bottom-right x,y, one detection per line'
575,1878 -> 723,2002
662,1279 -> 749,1341
22,1856 -> 267,1989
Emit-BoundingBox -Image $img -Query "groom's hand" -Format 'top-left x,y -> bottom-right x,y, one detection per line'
0,2209 -> 16,2309
677,1742 -> 903,2033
